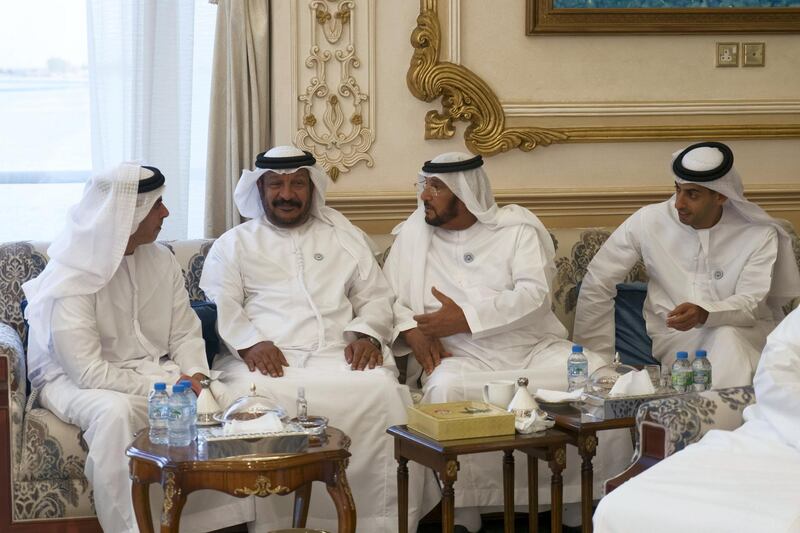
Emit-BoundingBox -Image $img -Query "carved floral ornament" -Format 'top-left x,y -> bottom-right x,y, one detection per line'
295,0 -> 375,181
407,0 -> 800,158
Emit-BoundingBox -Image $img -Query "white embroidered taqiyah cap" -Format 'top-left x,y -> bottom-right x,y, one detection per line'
234,145 -> 376,279
22,163 -> 166,387
671,141 -> 800,307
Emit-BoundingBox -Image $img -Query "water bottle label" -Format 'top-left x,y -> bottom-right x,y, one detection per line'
672,369 -> 693,391
568,362 -> 588,377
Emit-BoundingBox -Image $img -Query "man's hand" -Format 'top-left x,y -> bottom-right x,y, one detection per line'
402,327 -> 452,376
666,303 -> 709,331
238,341 -> 288,377
178,374 -> 204,396
344,338 -> 383,371
412,287 -> 471,338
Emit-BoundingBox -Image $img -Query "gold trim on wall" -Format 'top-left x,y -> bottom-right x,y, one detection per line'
407,0 -> 800,157
328,186 -> 800,233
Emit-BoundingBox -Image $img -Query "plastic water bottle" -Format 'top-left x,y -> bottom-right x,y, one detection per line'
179,380 -> 198,442
567,344 -> 589,392
148,382 -> 169,445
168,384 -> 192,447
671,351 -> 693,393
692,350 -> 713,392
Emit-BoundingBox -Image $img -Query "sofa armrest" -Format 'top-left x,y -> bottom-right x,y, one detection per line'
0,323 -> 26,469
605,386 -> 755,494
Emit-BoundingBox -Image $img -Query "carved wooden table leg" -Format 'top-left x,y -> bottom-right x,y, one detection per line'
397,457 -> 409,533
441,458 -> 459,533
292,481 -> 312,528
528,455 -> 538,533
160,471 -> 187,533
131,475 -> 154,533
578,434 -> 598,533
326,460 -> 357,533
549,446 -> 566,533
503,450 -> 515,533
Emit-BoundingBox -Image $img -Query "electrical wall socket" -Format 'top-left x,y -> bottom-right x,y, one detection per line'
716,42 -> 739,67
743,42 -> 765,67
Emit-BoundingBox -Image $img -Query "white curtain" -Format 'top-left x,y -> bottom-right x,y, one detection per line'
86,0 -> 195,239
204,0 -> 270,237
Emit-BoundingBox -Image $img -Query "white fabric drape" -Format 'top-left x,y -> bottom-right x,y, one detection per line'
204,0 -> 270,237
86,0 -> 196,239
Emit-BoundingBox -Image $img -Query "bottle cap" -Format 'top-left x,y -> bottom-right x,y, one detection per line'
572,344 -> 583,353
179,380 -> 192,389
676,351 -> 689,359
695,350 -> 707,358
154,382 -> 166,391
173,384 -> 185,394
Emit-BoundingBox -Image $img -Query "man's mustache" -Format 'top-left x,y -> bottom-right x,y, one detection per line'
273,199 -> 302,209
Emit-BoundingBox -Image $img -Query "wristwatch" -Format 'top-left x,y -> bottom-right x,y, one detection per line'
361,335 -> 381,350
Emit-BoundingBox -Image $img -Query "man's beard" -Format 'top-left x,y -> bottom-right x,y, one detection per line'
424,196 -> 459,227
264,198 -> 312,228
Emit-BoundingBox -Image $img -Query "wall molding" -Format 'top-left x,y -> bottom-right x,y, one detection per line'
502,100 -> 800,118
328,185 -> 800,232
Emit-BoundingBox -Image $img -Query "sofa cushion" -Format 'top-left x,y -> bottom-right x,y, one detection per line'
191,300 -> 220,367
614,282 -> 656,366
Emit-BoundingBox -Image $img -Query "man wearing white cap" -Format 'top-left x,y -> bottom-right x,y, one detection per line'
384,152 -> 626,531
200,145 -> 431,532
23,164 -> 253,533
575,141 -> 800,388
594,306 -> 800,533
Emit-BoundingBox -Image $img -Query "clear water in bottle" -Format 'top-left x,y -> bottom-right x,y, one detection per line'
567,344 -> 589,392
297,386 -> 308,422
692,350 -> 712,392
179,380 -> 198,442
671,351 -> 693,393
148,382 -> 169,445
168,384 -> 192,447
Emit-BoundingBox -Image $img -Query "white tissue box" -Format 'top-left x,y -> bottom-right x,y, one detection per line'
582,391 -> 681,420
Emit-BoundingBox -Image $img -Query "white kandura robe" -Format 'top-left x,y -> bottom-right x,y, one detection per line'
37,243 -> 254,533
594,306 -> 800,533
200,215 -> 434,533
575,200 -> 780,388
384,221 -> 631,509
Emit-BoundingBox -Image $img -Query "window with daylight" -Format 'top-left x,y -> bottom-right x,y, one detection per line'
0,0 -> 215,242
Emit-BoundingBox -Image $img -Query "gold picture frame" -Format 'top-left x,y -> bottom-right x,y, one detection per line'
407,0 -> 800,157
527,0 -> 800,35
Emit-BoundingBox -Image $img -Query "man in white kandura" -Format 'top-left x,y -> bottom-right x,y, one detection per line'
23,164 -> 253,533
383,152 -> 629,532
200,145 -> 432,533
575,141 -> 800,388
594,305 -> 800,532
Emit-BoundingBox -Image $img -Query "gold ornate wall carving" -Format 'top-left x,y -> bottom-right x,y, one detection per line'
408,0 -> 800,157
295,0 -> 374,180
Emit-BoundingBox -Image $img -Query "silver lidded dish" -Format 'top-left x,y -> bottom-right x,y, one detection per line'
587,352 -> 637,397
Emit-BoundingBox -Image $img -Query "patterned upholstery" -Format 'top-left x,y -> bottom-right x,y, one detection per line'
634,386 -> 756,458
1,222 -> 797,521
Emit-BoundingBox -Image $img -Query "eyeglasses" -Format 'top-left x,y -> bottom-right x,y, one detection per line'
415,178 -> 444,197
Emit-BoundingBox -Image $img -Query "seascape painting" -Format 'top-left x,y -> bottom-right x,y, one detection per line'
553,0 -> 800,6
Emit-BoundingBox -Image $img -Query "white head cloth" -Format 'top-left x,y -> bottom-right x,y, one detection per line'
672,142 -> 800,308
23,163 -> 165,386
233,145 -> 376,279
394,151 -> 556,314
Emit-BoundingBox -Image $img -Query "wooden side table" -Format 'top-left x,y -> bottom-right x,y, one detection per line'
387,425 -> 569,533
543,404 -> 635,533
126,427 -> 356,533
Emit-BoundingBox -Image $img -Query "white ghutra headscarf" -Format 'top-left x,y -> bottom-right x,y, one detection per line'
671,141 -> 800,311
394,151 -> 556,314
233,145 -> 377,280
23,163 -> 165,387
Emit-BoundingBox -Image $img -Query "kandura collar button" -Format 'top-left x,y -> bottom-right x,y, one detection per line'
713,270 -> 724,280
463,253 -> 474,263
313,253 -> 324,261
